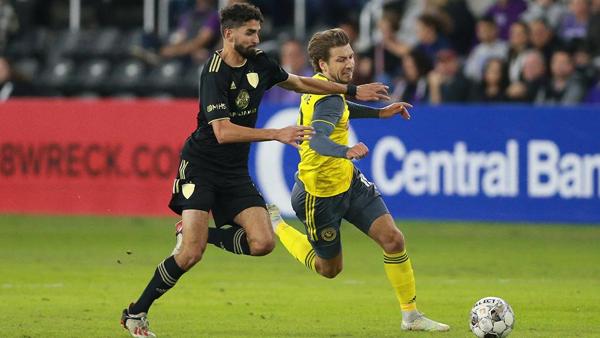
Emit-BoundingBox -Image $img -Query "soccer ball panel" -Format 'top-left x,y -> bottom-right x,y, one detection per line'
472,326 -> 485,338
501,327 -> 512,338
504,311 -> 514,326
479,317 -> 493,332
493,320 -> 506,333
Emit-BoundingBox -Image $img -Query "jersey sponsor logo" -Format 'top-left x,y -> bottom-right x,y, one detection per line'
246,72 -> 259,88
230,108 -> 257,117
182,183 -> 195,199
207,103 -> 227,113
235,89 -> 250,109
320,227 -> 337,241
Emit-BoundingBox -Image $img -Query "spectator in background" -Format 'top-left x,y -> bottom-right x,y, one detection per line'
339,20 -> 359,47
263,39 -> 312,104
465,0 -> 497,17
464,16 -> 508,81
558,0 -> 590,43
507,21 -> 530,83
468,58 -> 509,102
360,12 -> 405,87
536,49 -> 586,105
339,19 -> 372,85
529,19 -> 562,63
395,0 -> 427,48
427,49 -> 470,104
433,0 -> 476,56
484,0 -> 527,40
415,13 -> 451,64
159,0 -> 219,63
520,0 -> 566,29
586,0 -> 600,58
0,0 -> 19,54
391,49 -> 432,103
323,0 -> 369,27
570,40 -> 597,87
506,50 -> 547,102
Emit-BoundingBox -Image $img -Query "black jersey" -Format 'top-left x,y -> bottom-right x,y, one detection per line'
181,50 -> 289,175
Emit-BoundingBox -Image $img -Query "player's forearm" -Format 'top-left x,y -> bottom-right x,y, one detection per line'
347,101 -> 380,119
213,122 -> 277,144
291,76 -> 349,95
309,133 -> 349,158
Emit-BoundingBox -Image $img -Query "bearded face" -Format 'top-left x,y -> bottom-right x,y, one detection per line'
226,19 -> 261,59
234,41 -> 259,58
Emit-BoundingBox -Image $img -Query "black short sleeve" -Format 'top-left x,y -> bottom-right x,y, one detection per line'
256,52 -> 289,89
201,70 -> 230,124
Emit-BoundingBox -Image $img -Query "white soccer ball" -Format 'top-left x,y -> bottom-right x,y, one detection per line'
469,296 -> 515,337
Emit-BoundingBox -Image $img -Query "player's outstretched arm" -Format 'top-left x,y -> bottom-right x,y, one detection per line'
347,100 -> 412,120
211,119 -> 313,147
278,74 -> 390,101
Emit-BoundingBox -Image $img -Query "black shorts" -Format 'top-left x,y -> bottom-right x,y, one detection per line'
290,167 -> 389,259
168,159 -> 266,227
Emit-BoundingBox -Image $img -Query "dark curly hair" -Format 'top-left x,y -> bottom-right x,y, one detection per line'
219,3 -> 264,35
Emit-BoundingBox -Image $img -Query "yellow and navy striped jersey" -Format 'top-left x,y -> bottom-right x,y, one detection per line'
297,73 -> 354,197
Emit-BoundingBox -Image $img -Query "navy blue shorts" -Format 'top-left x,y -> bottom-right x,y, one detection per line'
291,167 -> 389,259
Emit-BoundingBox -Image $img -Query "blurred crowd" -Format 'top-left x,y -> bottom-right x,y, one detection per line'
0,0 -> 599,104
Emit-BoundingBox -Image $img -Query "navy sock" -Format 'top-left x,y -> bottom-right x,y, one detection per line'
207,226 -> 251,255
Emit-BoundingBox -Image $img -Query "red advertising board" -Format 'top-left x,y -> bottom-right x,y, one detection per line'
0,99 -> 198,215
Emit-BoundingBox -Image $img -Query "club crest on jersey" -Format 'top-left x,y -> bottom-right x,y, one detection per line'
182,183 -> 195,199
236,89 -> 250,109
246,72 -> 259,88
321,227 -> 337,242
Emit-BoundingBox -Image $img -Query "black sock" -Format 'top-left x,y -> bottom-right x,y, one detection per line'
130,255 -> 185,314
207,226 -> 251,255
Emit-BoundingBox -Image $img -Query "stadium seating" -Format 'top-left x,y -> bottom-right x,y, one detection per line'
142,59 -> 185,97
73,58 -> 112,95
37,58 -> 76,96
107,58 -> 147,97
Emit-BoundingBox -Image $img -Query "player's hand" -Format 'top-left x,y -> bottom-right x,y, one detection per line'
355,82 -> 390,101
379,102 -> 412,120
275,125 -> 315,148
346,142 -> 369,160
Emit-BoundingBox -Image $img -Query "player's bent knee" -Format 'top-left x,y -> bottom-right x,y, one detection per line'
249,238 -> 275,256
318,267 -> 342,279
316,263 -> 342,279
382,231 -> 405,253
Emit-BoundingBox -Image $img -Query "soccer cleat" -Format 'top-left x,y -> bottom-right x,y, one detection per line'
266,204 -> 283,232
121,304 -> 157,337
171,220 -> 183,256
401,312 -> 450,332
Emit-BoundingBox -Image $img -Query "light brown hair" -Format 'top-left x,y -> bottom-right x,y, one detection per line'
307,28 -> 350,73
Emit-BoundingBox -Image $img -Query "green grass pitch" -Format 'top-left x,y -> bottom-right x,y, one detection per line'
1,214 -> 599,337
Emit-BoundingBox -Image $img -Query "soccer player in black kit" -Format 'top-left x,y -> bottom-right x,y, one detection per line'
120,3 -> 389,337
